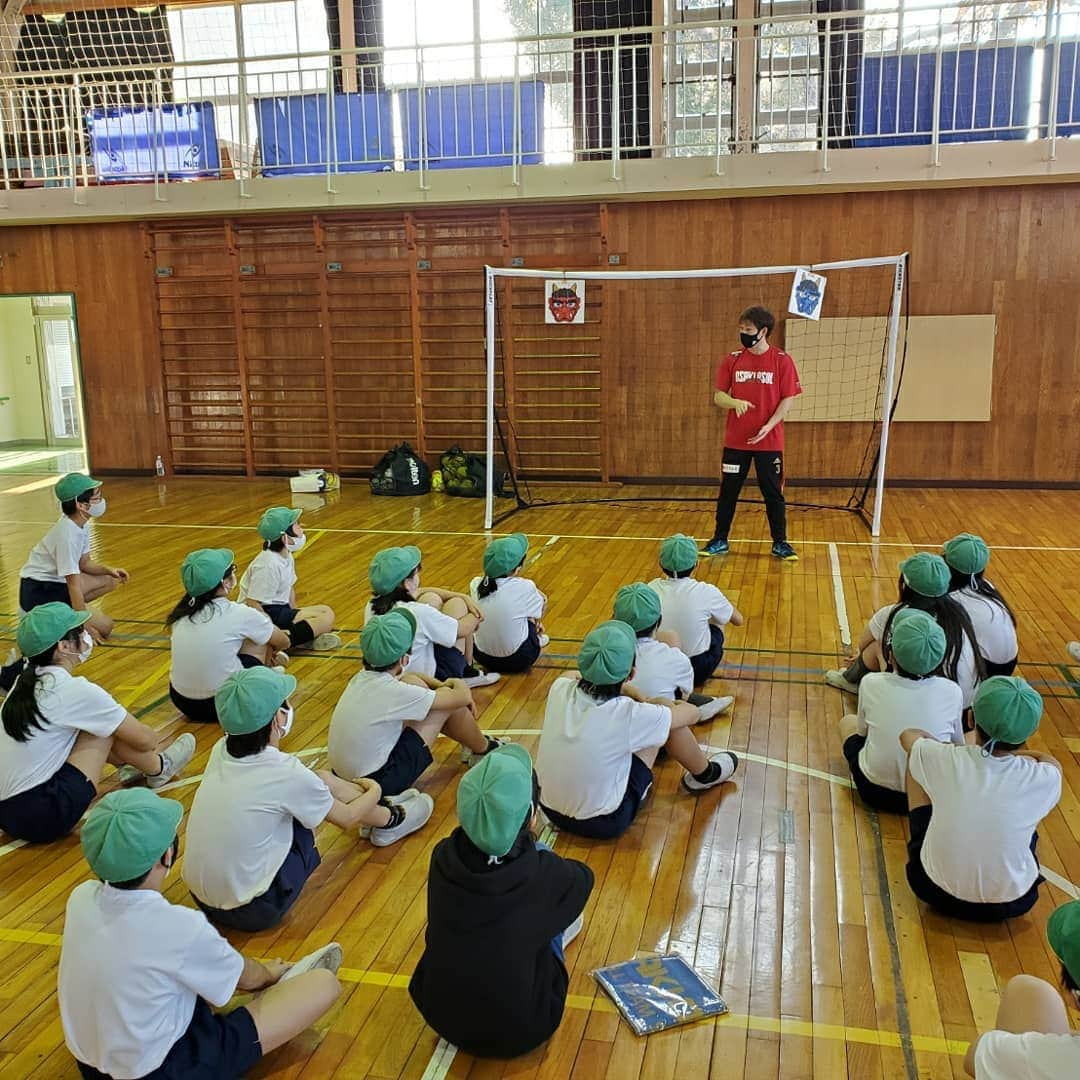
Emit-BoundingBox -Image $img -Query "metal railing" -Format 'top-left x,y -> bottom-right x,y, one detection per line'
1,0 -> 1078,198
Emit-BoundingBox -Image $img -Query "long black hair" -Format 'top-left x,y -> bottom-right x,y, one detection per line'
370,563 -> 419,616
165,571 -> 234,628
948,568 -> 1017,627
1,630 -> 82,742
477,555 -> 527,599
882,576 -> 986,686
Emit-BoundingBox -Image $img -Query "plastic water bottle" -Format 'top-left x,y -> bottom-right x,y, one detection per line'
155,455 -> 165,477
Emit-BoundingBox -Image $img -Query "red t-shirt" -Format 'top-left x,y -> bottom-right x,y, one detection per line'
715,345 -> 802,452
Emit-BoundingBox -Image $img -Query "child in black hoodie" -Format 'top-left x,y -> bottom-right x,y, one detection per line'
409,744 -> 593,1058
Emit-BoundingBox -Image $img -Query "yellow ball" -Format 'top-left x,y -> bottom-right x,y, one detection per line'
431,470 -> 444,491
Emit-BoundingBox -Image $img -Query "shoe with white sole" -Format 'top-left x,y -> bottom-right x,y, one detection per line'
280,942 -> 343,983
309,632 -> 343,652
273,651 -> 291,668
370,792 -> 434,847
681,751 -> 739,793
824,669 -> 859,694
460,736 -> 511,766
696,695 -> 735,722
538,633 -> 550,649
462,666 -> 501,689
146,733 -> 197,790
1068,642 -> 1080,664
561,914 -> 584,949
359,789 -> 420,839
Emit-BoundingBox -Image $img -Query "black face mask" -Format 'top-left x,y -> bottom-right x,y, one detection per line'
739,329 -> 762,349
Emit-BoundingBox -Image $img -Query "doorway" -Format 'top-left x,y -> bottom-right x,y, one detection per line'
0,294 -> 87,474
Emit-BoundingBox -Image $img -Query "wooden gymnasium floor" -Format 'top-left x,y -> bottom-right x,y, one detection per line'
0,475 -> 1078,1080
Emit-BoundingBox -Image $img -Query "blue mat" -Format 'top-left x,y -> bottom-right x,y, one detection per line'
86,101 -> 220,181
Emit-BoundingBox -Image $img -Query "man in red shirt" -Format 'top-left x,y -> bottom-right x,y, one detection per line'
704,306 -> 802,561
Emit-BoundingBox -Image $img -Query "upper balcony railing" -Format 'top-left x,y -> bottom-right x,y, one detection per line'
2,0 -> 1079,199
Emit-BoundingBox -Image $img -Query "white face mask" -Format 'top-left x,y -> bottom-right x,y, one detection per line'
279,704 -> 294,738
77,631 -> 93,663
87,498 -> 106,518
285,533 -> 306,552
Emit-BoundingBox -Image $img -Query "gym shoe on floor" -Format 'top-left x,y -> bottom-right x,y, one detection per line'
1068,642 -> 1080,663
359,789 -> 420,838
463,668 -> 501,689
696,695 -> 735,722
309,632 -> 343,652
538,633 -> 550,649
147,733 -> 196,790
461,736 -> 511,766
561,914 -> 584,949
771,541 -> 798,561
703,538 -> 729,556
370,792 -> 434,847
682,751 -> 739,793
273,651 -> 291,668
280,942 -> 343,983
824,669 -> 859,694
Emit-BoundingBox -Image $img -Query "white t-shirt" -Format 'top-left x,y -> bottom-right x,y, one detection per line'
953,586 -> 1018,667
868,602 -> 980,708
59,882 -> 244,1079
648,576 -> 734,657
169,598 -> 275,700
629,637 -> 694,701
536,675 -> 671,820
362,599 -> 458,678
20,516 -> 90,583
0,667 -> 126,800
854,672 -> 963,792
469,575 -> 546,657
328,669 -> 436,779
238,549 -> 297,607
974,1030 -> 1080,1079
908,739 -> 1061,903
184,739 -> 333,910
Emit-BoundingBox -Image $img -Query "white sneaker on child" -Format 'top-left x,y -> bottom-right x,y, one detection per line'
1068,641 -> 1080,663
538,633 -> 550,649
681,751 -> 739,793
147,734 -> 197,790
370,793 -> 434,847
463,670 -> 501,689
824,670 -> 859,694
309,633 -> 343,651
460,736 -> 511,766
280,942 -> 343,982
359,789 -> 420,839
561,914 -> 584,949
696,695 -> 734,722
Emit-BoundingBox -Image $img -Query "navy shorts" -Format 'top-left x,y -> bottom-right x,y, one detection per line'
689,624 -> 725,686
170,656 -> 265,725
541,755 -> 654,841
194,821 -> 320,932
76,997 -> 261,1080
19,577 -> 70,612
842,734 -> 908,815
261,602 -> 299,630
364,726 -> 434,797
474,622 -> 542,675
433,643 -> 467,681
905,804 -> 1042,922
985,657 -> 1018,677
0,762 -> 96,844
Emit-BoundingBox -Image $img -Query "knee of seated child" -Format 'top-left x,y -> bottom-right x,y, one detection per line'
417,592 -> 444,610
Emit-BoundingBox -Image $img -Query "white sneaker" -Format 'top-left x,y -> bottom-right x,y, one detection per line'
460,736 -> 511,766
147,733 -> 197,789
370,792 -> 434,847
824,670 -> 859,694
359,789 -> 420,838
310,632 -> 343,651
561,914 -> 584,949
1068,642 -> 1080,663
696,695 -> 734,722
463,670 -> 501,689
273,651 -> 291,668
280,942 -> 343,982
682,751 -> 739,793
538,633 -> 550,649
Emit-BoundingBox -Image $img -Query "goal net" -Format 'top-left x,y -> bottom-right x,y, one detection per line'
483,255 -> 907,536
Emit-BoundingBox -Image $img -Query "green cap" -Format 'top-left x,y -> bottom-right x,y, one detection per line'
55,472 -> 101,503
888,608 -> 946,677
16,603 -> 91,659
899,552 -> 951,598
1047,900 -> 1080,985
361,609 -> 417,668
369,546 -> 421,597
973,675 -> 1043,744
457,743 -> 535,857
613,583 -> 662,633
483,534 -> 529,579
659,534 -> 699,574
258,506 -> 302,542
578,620 -> 637,685
215,666 -> 297,735
181,548 -> 234,597
943,533 -> 989,576
81,788 -> 183,883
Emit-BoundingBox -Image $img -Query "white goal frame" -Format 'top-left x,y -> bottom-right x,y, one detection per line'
484,254 -> 907,536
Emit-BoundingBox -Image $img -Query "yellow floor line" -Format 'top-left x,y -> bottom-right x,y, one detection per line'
116,654 -> 172,707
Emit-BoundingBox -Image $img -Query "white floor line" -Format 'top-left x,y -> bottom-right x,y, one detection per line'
420,1038 -> 457,1080
828,542 -> 852,649
526,534 -> 561,568
1043,867 -> 1080,900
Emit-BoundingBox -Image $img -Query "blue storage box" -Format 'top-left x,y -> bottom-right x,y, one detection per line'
86,101 -> 219,181
253,91 -> 393,176
402,79 -> 544,170
1042,41 -> 1080,137
857,46 -> 1032,147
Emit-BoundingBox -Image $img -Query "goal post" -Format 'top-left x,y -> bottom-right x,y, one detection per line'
484,254 -> 908,535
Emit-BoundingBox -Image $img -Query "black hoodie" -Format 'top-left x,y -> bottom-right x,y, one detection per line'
409,826 -> 594,1058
